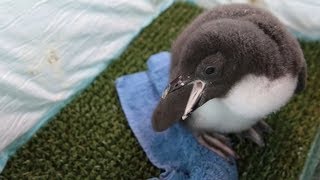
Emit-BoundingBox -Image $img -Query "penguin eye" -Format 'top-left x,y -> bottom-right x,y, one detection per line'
205,66 -> 215,75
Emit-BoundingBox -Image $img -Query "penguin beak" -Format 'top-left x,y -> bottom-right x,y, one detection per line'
152,75 -> 206,132
181,80 -> 206,120
162,76 -> 206,120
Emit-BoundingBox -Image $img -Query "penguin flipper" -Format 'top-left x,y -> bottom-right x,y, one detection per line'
295,64 -> 307,94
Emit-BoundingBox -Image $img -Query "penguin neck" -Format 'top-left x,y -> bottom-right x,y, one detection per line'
188,73 -> 298,133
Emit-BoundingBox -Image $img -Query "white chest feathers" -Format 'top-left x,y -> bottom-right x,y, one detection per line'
189,74 -> 298,133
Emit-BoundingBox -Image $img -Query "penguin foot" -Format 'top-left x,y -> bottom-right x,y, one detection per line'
240,128 -> 265,147
239,120 -> 273,147
195,132 -> 239,161
255,120 -> 273,134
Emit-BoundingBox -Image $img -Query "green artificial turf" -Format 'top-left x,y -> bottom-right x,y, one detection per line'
1,3 -> 319,179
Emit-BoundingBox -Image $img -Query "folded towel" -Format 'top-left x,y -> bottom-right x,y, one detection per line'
115,52 -> 238,180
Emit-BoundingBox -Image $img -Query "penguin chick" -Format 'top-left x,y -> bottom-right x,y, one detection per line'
152,4 -> 307,159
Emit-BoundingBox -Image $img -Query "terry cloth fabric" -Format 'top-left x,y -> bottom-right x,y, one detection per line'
115,52 -> 238,180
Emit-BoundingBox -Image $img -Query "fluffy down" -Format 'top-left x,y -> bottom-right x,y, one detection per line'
189,74 -> 298,133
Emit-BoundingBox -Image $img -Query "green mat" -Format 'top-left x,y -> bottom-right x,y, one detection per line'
1,3 -> 320,179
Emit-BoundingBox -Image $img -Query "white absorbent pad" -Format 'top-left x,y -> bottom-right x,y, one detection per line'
0,0 -> 175,172
191,0 -> 320,40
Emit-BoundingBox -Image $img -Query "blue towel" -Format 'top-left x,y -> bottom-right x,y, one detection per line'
115,52 -> 238,180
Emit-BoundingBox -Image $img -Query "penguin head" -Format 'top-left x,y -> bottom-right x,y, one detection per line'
152,5 -> 305,132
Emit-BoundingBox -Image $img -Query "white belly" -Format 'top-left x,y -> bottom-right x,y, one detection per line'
188,74 -> 298,133
189,99 -> 257,133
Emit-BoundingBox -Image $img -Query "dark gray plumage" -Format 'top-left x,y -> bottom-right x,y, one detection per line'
152,4 -> 307,159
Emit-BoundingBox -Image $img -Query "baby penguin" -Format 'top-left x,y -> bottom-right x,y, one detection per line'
152,4 -> 307,159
